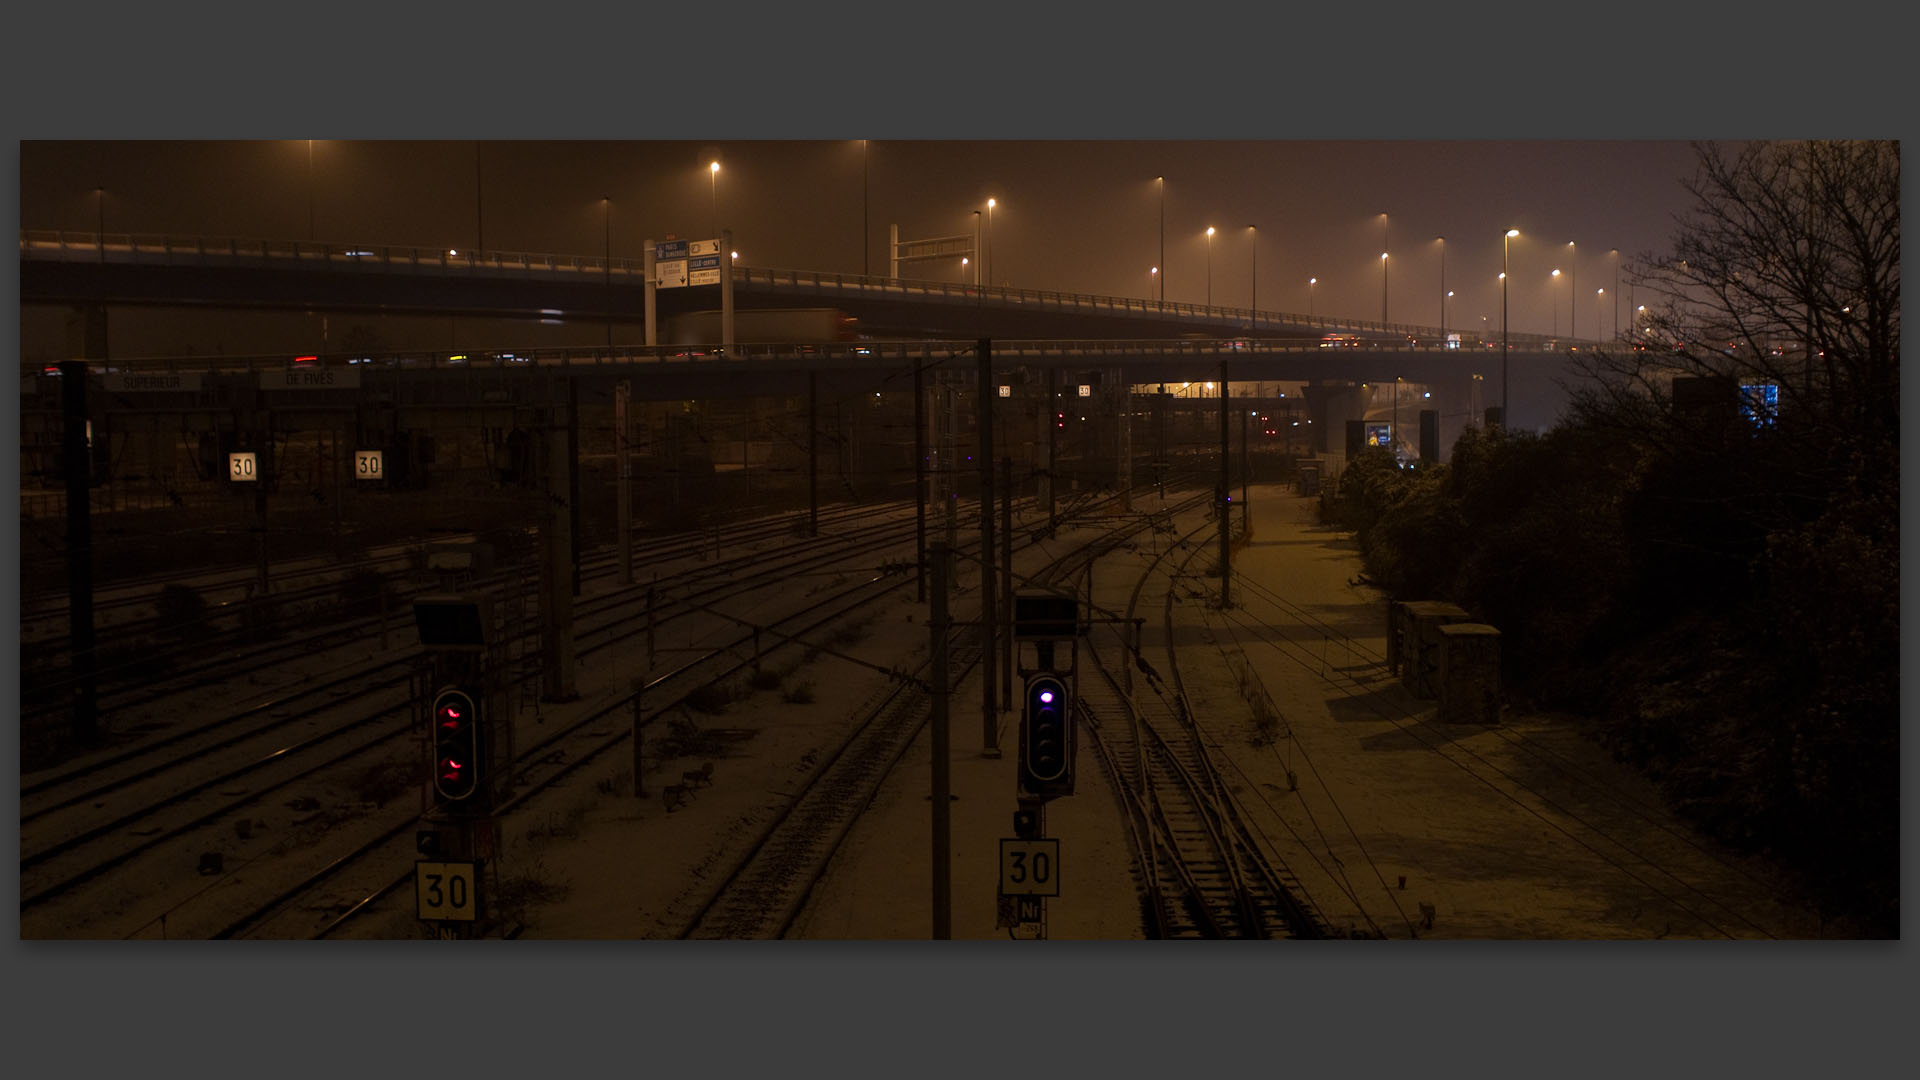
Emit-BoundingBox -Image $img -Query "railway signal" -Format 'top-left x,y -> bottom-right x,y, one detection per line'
1019,673 -> 1074,798
431,685 -> 485,806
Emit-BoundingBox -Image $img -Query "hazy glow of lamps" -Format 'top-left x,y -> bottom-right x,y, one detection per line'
710,161 -> 719,173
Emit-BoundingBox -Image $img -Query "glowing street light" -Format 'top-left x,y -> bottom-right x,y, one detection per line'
1502,228 -> 1519,424
1551,267 -> 1563,337
1205,226 -> 1215,307
305,140 -> 315,242
601,196 -> 613,351
1247,224 -> 1257,326
1610,248 -> 1620,339
1155,176 -> 1165,301
971,210 -> 982,286
1149,265 -> 1158,299
1567,241 -> 1577,339
1436,236 -> 1446,340
986,197 -> 996,285
1308,277 -> 1317,318
709,160 -> 720,237
1379,212 -> 1390,324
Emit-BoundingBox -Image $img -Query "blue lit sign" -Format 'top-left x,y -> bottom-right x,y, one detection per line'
1739,384 -> 1779,428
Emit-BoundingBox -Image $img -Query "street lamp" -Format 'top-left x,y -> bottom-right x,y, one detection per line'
306,140 -> 315,242
1150,265 -> 1158,299
971,210 -> 982,286
1567,241 -> 1577,339
1393,376 -> 1401,462
1308,277 -> 1316,318
1247,224 -> 1257,326
1610,248 -> 1620,340
1380,212 -> 1390,325
1156,176 -> 1165,302
861,139 -> 870,277
1436,236 -> 1446,341
1205,226 -> 1215,306
602,196 -> 613,351
1551,268 -> 1562,337
1502,228 -> 1519,425
709,160 -> 720,237
1381,252 -> 1390,325
986,197 -> 996,286
1596,288 -> 1605,340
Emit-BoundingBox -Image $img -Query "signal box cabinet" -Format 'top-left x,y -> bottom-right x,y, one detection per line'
1437,623 -> 1502,724
1400,601 -> 1470,699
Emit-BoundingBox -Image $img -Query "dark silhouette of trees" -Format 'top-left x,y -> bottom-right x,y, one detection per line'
1334,141 -> 1898,935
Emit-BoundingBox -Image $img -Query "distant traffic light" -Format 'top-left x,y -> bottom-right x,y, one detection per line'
1019,673 -> 1074,798
431,686 -> 484,806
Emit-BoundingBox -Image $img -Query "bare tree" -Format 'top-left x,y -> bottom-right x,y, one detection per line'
1578,140 -> 1899,461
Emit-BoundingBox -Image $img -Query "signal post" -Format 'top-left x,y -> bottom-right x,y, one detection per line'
412,595 -> 502,939
999,590 -> 1079,939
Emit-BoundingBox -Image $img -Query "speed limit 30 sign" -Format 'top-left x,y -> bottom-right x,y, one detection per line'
416,860 -> 480,922
999,839 -> 1060,897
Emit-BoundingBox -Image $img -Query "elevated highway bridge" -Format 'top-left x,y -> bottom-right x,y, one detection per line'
22,230 -> 1607,437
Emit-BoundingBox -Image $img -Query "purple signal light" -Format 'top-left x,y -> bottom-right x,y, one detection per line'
1039,691 -> 1054,704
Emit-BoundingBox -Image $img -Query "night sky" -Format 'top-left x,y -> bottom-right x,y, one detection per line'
21,139 -> 1706,358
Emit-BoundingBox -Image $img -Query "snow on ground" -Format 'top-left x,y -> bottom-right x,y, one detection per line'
504,484 -> 1824,940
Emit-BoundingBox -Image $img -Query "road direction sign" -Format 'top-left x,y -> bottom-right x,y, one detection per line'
105,372 -> 202,393
999,839 -> 1061,897
689,238 -> 721,256
260,368 -> 360,390
657,259 -> 689,289
416,860 -> 479,921
654,239 -> 690,260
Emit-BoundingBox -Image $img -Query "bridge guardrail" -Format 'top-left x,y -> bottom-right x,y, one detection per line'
24,229 -> 1584,349
20,336 -> 1591,380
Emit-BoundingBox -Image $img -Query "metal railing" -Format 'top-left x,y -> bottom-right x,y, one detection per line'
23,229 -> 1580,349
20,337 -> 1578,380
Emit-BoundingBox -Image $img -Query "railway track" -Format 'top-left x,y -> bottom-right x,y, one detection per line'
18,504 -> 939,937
21,499 -> 906,729
1075,512 -> 1326,939
676,487 -> 1220,940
